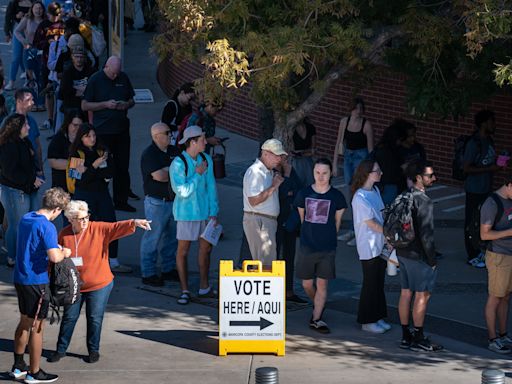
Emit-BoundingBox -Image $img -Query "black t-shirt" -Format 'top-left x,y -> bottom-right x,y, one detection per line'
293,121 -> 316,151
47,131 -> 71,190
141,142 -> 180,199
161,98 -> 192,132
59,65 -> 94,109
83,70 -> 135,134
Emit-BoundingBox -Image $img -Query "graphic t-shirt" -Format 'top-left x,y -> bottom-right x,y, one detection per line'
14,212 -> 59,285
294,185 -> 347,251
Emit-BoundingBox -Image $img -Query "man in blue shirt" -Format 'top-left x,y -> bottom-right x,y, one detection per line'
11,188 -> 71,383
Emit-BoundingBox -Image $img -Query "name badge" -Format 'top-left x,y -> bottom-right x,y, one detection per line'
71,257 -> 83,267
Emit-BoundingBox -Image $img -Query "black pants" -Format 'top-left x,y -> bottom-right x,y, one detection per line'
357,257 -> 387,324
98,131 -> 131,206
276,224 -> 297,294
464,191 -> 488,261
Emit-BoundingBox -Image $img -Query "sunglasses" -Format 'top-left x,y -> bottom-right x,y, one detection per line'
423,173 -> 435,179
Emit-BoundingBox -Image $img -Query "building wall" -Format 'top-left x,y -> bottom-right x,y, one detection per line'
157,58 -> 512,186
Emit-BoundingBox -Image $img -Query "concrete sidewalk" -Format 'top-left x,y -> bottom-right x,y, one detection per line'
0,18 -> 510,384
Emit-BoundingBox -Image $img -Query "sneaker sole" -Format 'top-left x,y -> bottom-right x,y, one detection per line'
10,370 -> 27,379
24,377 -> 59,384
488,346 -> 511,354
309,325 -> 330,334
410,344 -> 444,352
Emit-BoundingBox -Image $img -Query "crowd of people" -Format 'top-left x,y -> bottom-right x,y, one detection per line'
1,3 -> 512,379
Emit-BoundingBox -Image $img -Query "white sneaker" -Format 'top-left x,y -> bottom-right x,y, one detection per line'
20,72 -> 26,79
337,230 -> 354,241
377,319 -> 391,331
362,323 -> 386,334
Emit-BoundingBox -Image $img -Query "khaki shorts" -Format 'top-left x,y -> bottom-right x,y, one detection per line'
486,250 -> 512,298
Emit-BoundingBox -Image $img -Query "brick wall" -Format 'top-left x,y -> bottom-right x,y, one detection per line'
157,58 -> 512,185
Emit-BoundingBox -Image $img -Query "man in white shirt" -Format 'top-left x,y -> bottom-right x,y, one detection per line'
242,139 -> 286,267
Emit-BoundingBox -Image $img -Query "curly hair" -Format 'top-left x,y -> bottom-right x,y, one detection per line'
0,113 -> 26,145
42,187 -> 70,211
351,159 -> 377,197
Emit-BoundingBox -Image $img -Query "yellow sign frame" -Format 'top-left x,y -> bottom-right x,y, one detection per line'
219,260 -> 285,356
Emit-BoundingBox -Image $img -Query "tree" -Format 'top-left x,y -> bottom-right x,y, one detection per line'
154,0 -> 508,145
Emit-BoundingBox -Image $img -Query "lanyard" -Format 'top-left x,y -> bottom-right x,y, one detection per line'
72,229 -> 85,258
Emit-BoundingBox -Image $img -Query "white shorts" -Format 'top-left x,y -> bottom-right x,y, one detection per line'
176,220 -> 207,241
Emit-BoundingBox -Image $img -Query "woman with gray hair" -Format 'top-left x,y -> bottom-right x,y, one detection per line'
47,200 -> 151,364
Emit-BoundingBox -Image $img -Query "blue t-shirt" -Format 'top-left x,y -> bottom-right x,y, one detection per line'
294,186 -> 347,251
14,212 -> 59,285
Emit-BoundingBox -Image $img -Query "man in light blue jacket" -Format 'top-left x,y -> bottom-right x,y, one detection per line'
170,126 -> 219,305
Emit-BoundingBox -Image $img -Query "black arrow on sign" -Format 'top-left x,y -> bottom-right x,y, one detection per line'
230,317 -> 274,330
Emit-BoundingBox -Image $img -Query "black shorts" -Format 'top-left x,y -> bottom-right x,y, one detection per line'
15,284 -> 50,319
296,245 -> 336,280
398,257 -> 437,293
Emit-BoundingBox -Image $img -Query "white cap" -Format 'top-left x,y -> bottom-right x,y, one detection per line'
261,138 -> 287,156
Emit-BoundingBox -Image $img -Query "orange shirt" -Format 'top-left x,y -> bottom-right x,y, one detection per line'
58,220 -> 136,292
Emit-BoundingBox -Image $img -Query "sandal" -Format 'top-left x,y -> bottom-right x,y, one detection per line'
177,291 -> 191,305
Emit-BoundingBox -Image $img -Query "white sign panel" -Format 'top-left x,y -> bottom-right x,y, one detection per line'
219,276 -> 284,340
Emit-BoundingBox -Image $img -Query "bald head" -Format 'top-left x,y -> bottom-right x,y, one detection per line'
151,122 -> 170,137
104,56 -> 122,80
151,122 -> 171,150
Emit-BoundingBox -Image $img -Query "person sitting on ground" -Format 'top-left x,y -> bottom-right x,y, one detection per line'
294,158 -> 347,334
10,187 -> 71,383
351,159 -> 391,334
47,200 -> 151,364
480,175 -> 512,354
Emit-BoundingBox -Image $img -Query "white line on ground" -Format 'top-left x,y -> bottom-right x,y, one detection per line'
442,204 -> 465,213
432,192 -> 466,203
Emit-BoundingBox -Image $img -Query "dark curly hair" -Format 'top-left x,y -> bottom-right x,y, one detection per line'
0,113 -> 26,145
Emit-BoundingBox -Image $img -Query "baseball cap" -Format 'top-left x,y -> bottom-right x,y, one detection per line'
68,34 -> 84,52
261,139 -> 287,156
178,125 -> 204,145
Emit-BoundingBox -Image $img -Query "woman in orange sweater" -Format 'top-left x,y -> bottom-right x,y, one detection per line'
47,200 -> 151,364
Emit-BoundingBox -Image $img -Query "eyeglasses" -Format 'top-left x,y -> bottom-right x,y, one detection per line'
73,214 -> 90,222
423,173 -> 436,179
370,169 -> 383,174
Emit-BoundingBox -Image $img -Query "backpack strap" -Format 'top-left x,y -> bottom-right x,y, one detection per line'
490,192 -> 504,228
178,153 -> 188,176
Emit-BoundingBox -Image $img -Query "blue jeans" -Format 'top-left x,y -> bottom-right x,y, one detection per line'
9,35 -> 25,82
56,281 -> 114,354
343,147 -> 368,185
0,185 -> 38,260
140,196 -> 177,277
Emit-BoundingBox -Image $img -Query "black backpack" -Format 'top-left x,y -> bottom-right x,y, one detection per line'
383,191 -> 415,248
452,133 -> 485,181
49,258 -> 82,324
467,193 -> 504,253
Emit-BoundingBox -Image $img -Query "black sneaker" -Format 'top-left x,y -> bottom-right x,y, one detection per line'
47,352 -> 66,363
10,362 -> 29,379
84,351 -> 100,363
399,329 -> 414,349
161,269 -> 180,281
128,191 -> 141,200
309,318 -> 330,334
198,288 -> 218,299
410,336 -> 444,352
24,368 -> 58,383
142,275 -> 164,287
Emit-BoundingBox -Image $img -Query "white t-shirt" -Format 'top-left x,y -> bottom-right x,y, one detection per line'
352,187 -> 385,260
243,158 -> 279,216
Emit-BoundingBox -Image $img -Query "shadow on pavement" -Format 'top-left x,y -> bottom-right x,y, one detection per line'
118,330 -> 217,355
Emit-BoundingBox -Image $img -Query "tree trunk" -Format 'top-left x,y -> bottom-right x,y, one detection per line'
273,110 -> 293,151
